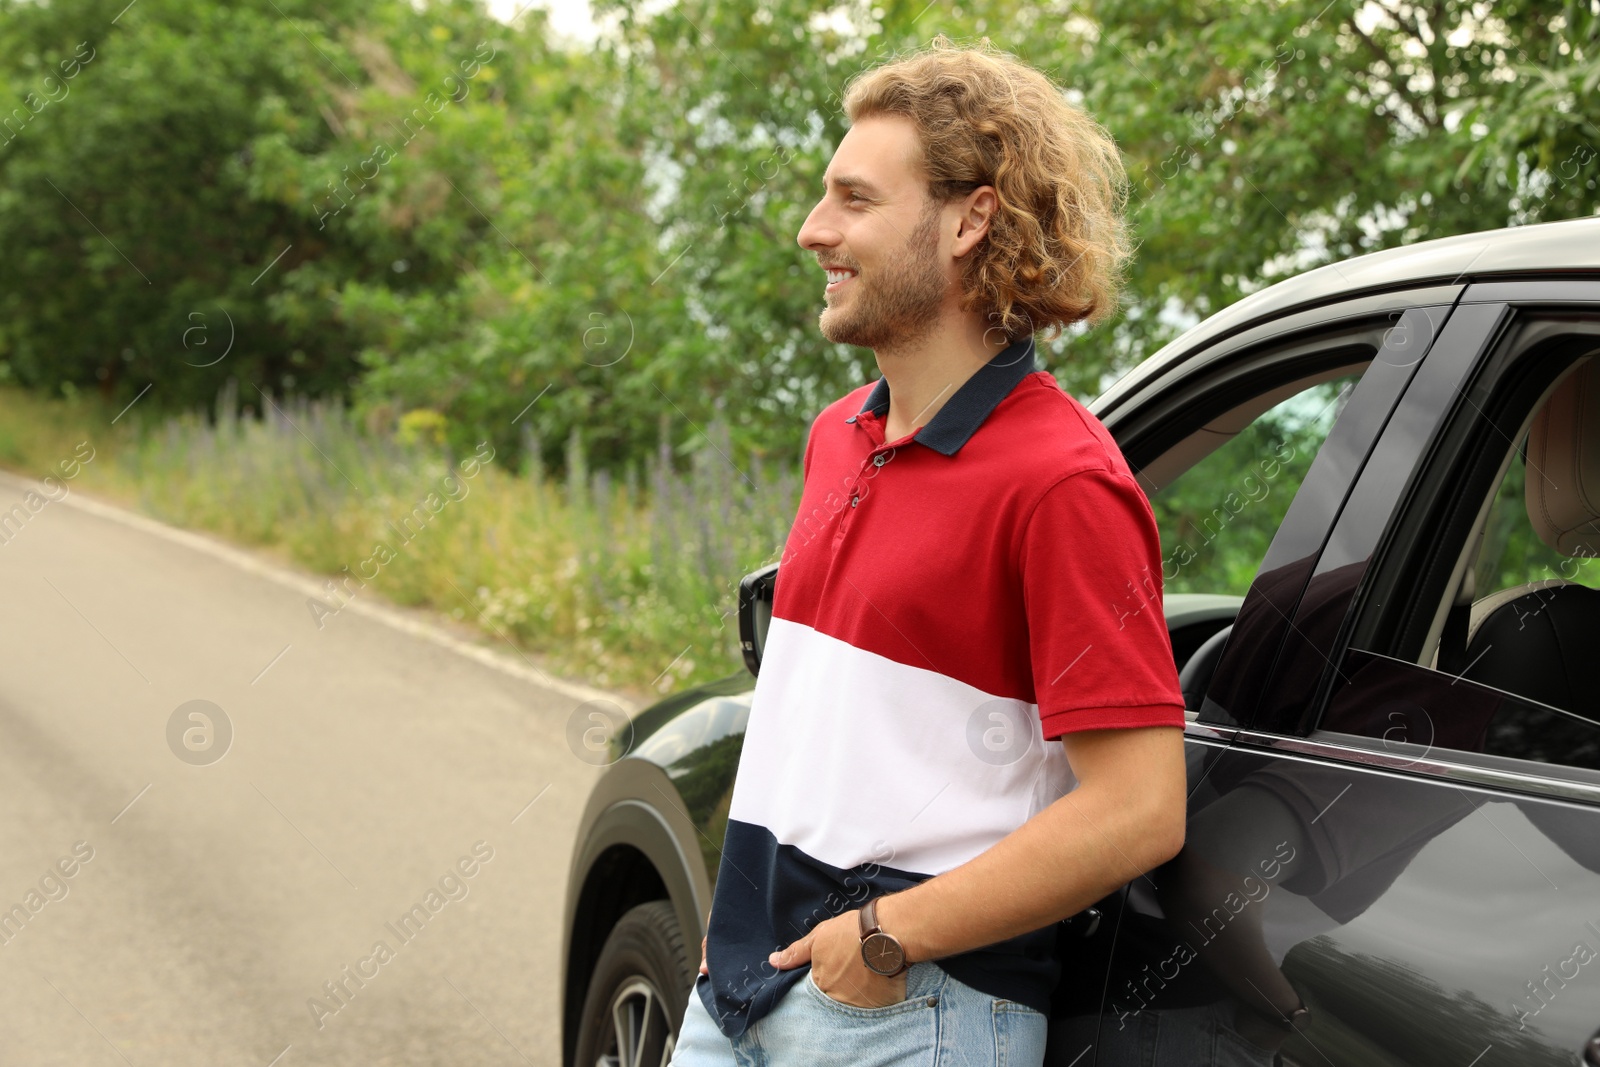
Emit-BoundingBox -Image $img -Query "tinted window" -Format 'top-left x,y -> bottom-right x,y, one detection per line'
1473,439 -> 1600,596
1326,343 -> 1600,773
1147,373 -> 1360,597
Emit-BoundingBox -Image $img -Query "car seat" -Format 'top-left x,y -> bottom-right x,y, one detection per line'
1457,359 -> 1600,721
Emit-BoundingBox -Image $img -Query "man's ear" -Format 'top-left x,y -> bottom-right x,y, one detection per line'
953,186 -> 997,257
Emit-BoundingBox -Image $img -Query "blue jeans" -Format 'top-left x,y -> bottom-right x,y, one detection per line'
669,961 -> 1047,1067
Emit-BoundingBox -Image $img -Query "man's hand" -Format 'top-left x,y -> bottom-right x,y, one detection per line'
767,910 -> 906,1008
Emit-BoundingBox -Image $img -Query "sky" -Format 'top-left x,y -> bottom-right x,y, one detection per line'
485,0 -> 604,47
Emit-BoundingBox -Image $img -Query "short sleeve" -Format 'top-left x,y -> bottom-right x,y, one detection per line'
1019,468 -> 1186,739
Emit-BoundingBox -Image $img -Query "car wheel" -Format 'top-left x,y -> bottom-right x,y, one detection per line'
574,900 -> 692,1067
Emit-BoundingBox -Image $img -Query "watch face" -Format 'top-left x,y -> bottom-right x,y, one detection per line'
861,932 -> 905,976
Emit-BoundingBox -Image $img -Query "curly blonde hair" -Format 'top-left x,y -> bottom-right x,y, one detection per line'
841,35 -> 1133,340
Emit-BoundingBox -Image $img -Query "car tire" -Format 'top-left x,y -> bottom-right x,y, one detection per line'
573,900 -> 693,1067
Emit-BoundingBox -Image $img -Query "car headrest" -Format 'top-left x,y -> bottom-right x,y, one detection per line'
1527,357 -> 1600,557
1464,583 -> 1600,724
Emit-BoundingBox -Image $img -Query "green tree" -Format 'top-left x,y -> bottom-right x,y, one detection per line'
1053,0 -> 1599,383
3,0 -> 1596,483
0,0 -> 511,418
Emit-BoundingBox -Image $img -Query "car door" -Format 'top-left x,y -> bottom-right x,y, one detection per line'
1049,289 -> 1460,1065
1094,282 -> 1600,1067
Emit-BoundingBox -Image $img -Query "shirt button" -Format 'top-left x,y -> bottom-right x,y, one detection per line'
872,454 -> 887,467
850,495 -> 859,507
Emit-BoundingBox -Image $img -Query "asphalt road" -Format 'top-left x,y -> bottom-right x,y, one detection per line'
0,470 -> 628,1066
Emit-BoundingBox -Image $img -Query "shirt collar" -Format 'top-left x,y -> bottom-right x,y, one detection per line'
852,335 -> 1038,455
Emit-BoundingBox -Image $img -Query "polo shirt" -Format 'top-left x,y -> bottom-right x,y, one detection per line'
696,334 -> 1186,1039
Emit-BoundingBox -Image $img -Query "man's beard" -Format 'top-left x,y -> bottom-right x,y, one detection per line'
818,202 -> 946,353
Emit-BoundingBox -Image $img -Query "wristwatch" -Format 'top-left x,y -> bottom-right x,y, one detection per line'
858,897 -> 909,977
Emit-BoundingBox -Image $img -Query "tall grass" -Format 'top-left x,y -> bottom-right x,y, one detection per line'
0,383 -> 800,703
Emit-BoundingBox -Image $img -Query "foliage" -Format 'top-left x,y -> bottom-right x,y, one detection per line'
1150,376 -> 1358,597
0,383 -> 799,699
0,0 -> 376,407
1058,0 -> 1600,380
3,0 -> 1596,479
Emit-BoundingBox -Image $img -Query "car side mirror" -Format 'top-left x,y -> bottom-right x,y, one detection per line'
738,563 -> 778,677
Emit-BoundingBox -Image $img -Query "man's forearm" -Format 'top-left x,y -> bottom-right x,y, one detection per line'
876,727 -> 1186,964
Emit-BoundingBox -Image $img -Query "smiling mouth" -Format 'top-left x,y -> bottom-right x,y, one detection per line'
824,268 -> 857,293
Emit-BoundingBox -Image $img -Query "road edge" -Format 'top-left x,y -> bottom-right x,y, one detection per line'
0,469 -> 640,715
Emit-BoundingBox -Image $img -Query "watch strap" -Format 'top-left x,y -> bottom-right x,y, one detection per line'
858,897 -> 908,976
859,897 -> 881,938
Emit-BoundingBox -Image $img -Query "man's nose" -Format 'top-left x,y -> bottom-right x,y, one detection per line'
797,201 -> 836,252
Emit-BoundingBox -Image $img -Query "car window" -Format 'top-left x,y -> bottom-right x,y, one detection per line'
1145,372 -> 1361,597
1319,342 -> 1600,776
1117,305 -> 1454,729
1472,437 -> 1600,598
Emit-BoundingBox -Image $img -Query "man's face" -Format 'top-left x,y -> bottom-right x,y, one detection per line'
796,115 -> 951,351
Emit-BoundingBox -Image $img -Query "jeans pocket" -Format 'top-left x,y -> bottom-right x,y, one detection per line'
803,968 -> 925,1018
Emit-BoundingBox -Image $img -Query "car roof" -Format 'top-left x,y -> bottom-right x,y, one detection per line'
1091,214 -> 1600,415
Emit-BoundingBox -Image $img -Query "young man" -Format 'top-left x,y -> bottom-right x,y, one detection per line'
669,37 -> 1188,1067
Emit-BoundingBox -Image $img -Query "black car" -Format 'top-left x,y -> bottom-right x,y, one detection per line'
562,214 -> 1600,1067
